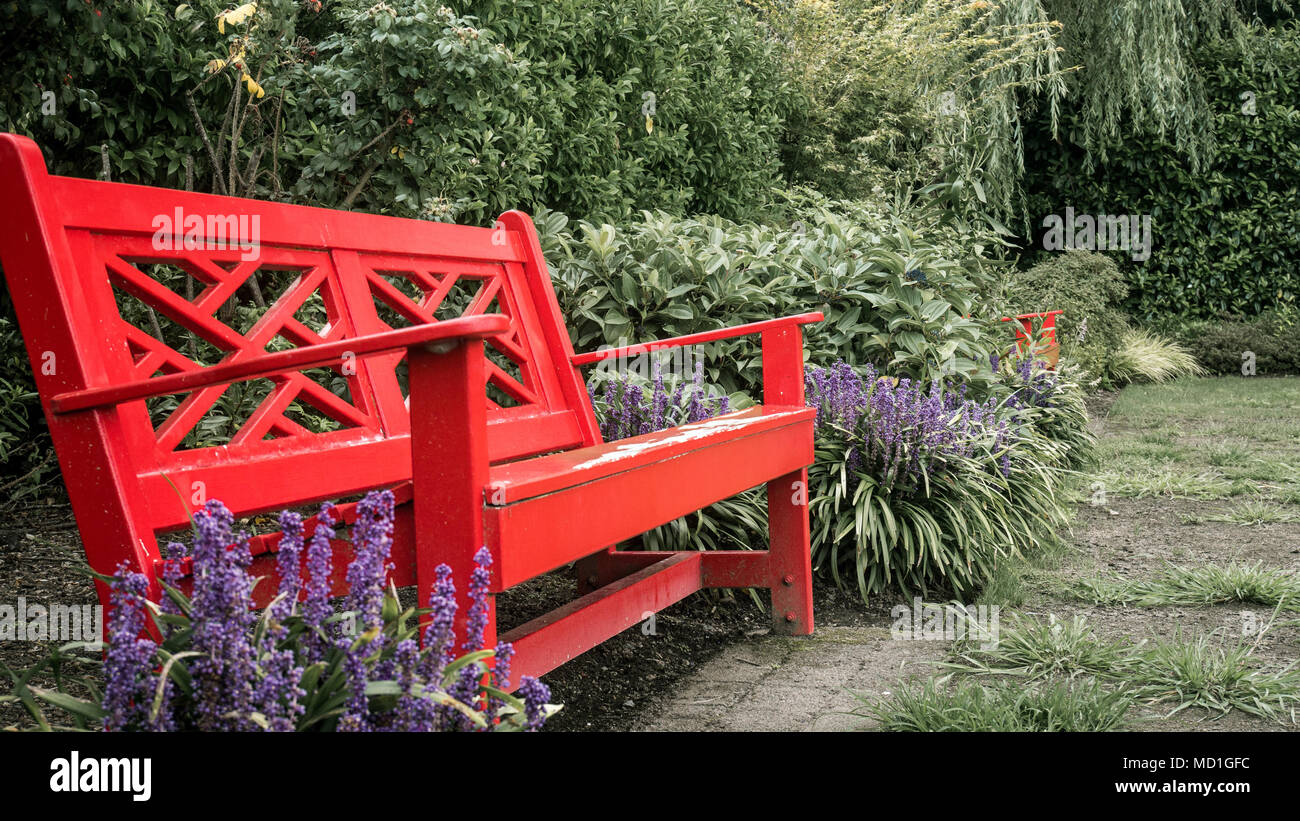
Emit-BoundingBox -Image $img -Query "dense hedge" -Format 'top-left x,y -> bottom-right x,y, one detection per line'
1162,312 -> 1300,376
1024,23 -> 1300,321
1008,252 -> 1131,386
0,0 -> 791,224
457,0 -> 794,221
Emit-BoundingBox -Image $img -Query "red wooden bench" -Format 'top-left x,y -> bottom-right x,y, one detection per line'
0,133 -> 822,683
1001,310 -> 1063,369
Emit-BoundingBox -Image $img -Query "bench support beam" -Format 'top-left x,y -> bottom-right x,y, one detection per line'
503,552 -> 703,682
410,340 -> 495,650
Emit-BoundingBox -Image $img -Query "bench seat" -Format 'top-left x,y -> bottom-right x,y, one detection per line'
484,405 -> 816,590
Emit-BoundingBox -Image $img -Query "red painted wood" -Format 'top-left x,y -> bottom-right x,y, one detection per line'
758,324 -> 814,633
1001,310 -> 1063,368
484,419 -> 814,590
409,341 -> 496,650
51,317 -> 509,413
1001,310 -> 1064,345
502,552 -> 703,682
570,312 -> 824,366
577,550 -> 772,590
1,130 -> 822,680
767,468 -> 814,634
485,405 -> 813,504
700,551 -> 771,588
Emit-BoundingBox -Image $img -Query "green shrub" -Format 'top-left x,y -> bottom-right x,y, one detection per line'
991,359 -> 1096,471
0,308 -> 55,506
1,0 -> 793,224
458,0 -> 795,222
538,196 -> 1008,399
1165,313 -> 1300,376
804,361 -> 1083,603
1024,23 -> 1300,320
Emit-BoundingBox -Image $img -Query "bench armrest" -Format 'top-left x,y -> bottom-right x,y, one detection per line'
570,311 -> 823,407
1000,310 -> 1064,322
569,312 -> 823,366
50,314 -> 511,414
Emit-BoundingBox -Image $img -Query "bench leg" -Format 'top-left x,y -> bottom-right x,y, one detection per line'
573,547 -> 615,596
768,467 -> 813,635
409,342 -> 496,654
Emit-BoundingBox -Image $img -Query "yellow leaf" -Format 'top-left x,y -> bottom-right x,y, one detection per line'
206,58 -> 226,74
245,75 -> 266,98
645,114 -> 653,134
216,2 -> 257,33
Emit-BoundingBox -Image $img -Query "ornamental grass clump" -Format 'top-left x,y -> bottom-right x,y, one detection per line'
7,490 -> 552,733
990,355 -> 1094,470
805,360 -> 1071,602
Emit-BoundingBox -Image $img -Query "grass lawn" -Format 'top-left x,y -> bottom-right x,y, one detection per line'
864,376 -> 1300,731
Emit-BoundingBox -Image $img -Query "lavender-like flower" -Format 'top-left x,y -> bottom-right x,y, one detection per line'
272,510 -> 304,627
99,489 -> 551,733
420,563 -> 458,684
590,359 -> 732,440
486,641 -> 514,727
517,676 -> 550,732
187,500 -> 257,731
392,638 -> 433,732
346,489 -> 395,632
805,361 -> 1014,494
102,563 -> 159,732
336,636 -> 372,733
448,547 -> 495,728
301,503 -> 337,663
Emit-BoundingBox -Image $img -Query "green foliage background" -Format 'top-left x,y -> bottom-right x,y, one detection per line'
0,0 -> 1293,603
1025,23 -> 1300,320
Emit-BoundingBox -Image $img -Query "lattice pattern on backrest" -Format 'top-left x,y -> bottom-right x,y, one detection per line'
353,253 -> 549,427
92,237 -> 383,456
0,133 -> 597,534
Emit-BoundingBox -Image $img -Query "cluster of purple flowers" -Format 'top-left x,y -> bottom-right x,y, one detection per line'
184,501 -> 260,731
806,361 -> 1013,492
102,490 -> 551,732
998,355 -> 1061,410
102,563 -> 169,732
589,358 -> 731,441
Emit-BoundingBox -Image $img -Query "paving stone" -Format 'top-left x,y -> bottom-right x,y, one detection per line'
694,652 -> 782,684
632,625 -> 951,731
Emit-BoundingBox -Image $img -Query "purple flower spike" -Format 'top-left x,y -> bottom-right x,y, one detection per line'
517,676 -> 551,732
347,490 -> 396,632
102,563 -> 159,732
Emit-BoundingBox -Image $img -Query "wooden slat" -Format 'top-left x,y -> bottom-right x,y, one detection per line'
486,405 -> 815,504
570,312 -> 824,366
50,176 -> 526,264
133,408 -> 582,529
485,419 -> 814,589
503,552 -> 703,682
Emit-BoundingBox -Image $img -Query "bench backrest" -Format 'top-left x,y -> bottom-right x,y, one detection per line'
0,134 -> 600,546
